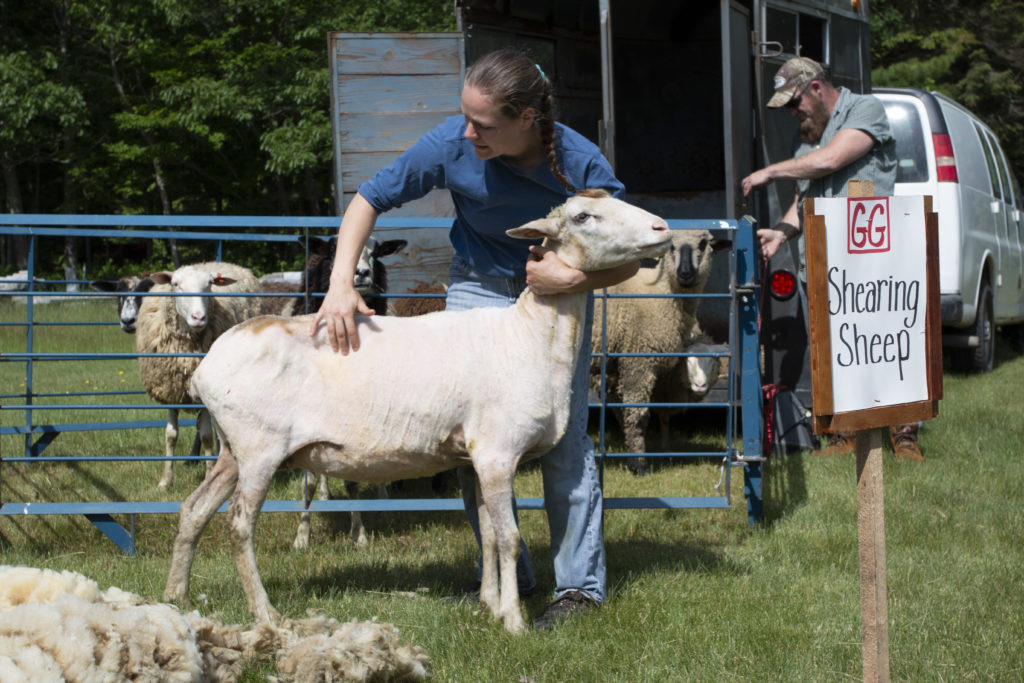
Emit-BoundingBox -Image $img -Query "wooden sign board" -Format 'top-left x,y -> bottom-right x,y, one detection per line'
804,195 -> 942,434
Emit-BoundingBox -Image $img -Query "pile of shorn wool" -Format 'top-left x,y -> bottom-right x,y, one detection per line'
0,566 -> 428,682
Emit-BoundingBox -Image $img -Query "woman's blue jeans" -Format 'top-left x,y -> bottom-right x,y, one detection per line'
445,254 -> 606,602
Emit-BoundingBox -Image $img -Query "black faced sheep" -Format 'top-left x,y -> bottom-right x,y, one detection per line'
163,191 -> 672,633
268,234 -> 407,550
135,261 -> 263,490
90,275 -> 156,333
591,229 -> 724,475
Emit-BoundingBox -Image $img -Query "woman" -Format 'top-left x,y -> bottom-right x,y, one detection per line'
311,48 -> 639,628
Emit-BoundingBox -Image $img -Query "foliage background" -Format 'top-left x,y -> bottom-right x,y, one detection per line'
2,0 -> 1022,275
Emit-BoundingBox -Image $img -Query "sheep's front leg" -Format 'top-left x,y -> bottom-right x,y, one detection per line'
231,464 -> 281,623
158,408 -> 179,490
476,461 -> 525,633
164,443 -> 239,605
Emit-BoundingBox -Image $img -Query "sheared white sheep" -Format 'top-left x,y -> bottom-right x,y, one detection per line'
0,565 -> 428,682
163,191 -> 671,633
591,229 -> 722,475
136,261 -> 263,490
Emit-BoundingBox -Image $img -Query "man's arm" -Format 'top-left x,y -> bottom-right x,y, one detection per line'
742,128 -> 876,194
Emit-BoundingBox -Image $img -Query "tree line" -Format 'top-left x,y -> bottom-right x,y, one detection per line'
2,0 -> 1021,279
0,0 -> 455,278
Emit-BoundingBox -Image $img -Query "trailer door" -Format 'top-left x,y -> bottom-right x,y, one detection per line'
722,0 -> 754,218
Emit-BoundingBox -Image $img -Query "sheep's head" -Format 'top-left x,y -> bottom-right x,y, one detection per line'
684,343 -> 727,397
151,266 -> 237,332
297,235 -> 407,312
507,190 -> 671,272
90,275 -> 155,333
669,230 -> 714,291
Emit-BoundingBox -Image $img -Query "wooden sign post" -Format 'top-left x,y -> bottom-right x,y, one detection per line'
804,181 -> 941,682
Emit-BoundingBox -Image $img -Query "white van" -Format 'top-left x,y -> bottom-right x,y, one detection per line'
874,87 -> 1024,372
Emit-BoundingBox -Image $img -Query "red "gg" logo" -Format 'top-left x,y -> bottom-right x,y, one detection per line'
848,198 -> 890,253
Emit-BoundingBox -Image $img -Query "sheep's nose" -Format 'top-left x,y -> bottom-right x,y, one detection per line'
652,220 -> 669,232
189,312 -> 207,328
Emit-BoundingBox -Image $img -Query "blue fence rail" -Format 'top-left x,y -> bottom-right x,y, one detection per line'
0,214 -> 764,554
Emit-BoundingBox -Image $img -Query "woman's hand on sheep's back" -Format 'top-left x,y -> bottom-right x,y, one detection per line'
310,285 -> 375,355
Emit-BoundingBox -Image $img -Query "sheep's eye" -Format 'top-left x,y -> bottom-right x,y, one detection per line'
572,212 -> 590,224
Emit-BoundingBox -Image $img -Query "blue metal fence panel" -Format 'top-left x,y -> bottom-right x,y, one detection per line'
0,214 -> 764,553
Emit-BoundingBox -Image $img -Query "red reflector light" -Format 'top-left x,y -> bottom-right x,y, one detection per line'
933,133 -> 959,182
769,270 -> 797,300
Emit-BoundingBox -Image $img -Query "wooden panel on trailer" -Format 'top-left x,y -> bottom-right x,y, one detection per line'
331,34 -> 462,75
335,74 -> 462,114
329,33 -> 463,214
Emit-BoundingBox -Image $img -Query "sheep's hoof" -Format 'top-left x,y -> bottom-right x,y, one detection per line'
626,457 -> 649,476
163,589 -> 191,608
502,611 -> 527,634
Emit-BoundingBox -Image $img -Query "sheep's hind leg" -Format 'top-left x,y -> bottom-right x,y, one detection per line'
292,471 -> 317,550
196,409 -> 215,476
344,481 -> 368,544
158,408 -> 179,490
622,405 -> 651,476
164,442 -> 239,605
476,461 -> 525,633
230,460 -> 282,623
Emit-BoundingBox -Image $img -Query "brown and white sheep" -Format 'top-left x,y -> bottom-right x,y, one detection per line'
591,229 -> 724,475
163,192 -> 671,633
136,261 -> 263,490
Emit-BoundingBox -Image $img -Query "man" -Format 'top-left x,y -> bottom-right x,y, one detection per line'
741,56 -> 923,461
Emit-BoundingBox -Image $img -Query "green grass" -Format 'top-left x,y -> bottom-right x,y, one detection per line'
2,299 -> 1023,681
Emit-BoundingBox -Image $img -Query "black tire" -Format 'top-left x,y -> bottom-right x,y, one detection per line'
952,279 -> 995,373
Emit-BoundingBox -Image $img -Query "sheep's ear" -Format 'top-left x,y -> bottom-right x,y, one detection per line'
507,218 -> 559,240
150,272 -> 173,285
711,237 -> 733,252
299,235 -> 334,255
212,275 -> 237,287
373,239 -> 408,258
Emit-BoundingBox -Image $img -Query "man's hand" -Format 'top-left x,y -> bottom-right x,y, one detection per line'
742,168 -> 775,197
757,228 -> 788,260
309,285 -> 375,354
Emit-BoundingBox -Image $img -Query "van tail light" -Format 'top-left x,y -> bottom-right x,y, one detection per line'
933,133 -> 959,182
769,269 -> 798,301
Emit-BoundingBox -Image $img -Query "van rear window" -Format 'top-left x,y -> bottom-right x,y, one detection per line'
883,102 -> 929,183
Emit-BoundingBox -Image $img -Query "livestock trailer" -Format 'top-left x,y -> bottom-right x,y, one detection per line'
328,0 -> 874,452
